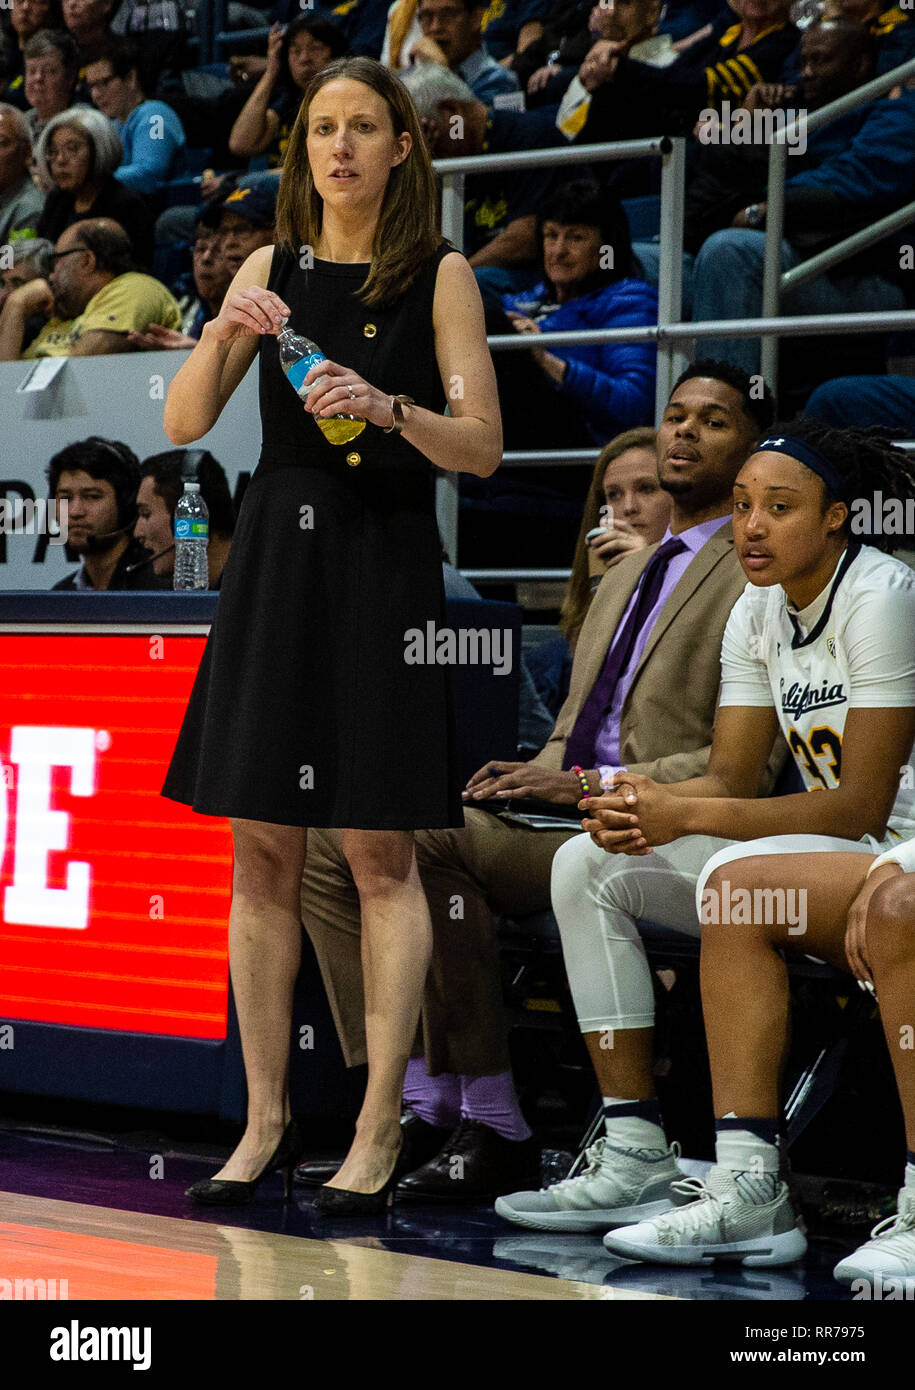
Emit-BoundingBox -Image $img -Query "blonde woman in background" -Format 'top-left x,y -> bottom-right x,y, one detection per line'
527,427 -> 671,720
561,426 -> 670,650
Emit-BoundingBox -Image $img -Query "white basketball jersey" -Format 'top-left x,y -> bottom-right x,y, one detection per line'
719,543 -> 915,844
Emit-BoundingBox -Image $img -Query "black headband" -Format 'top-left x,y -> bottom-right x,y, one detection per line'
754,435 -> 844,499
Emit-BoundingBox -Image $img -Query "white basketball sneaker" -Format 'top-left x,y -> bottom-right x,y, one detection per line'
494,1135 -> 684,1233
601,1163 -> 808,1267
833,1187 -> 915,1288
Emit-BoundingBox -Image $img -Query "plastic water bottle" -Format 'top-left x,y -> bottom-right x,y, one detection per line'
173,481 -> 209,590
277,320 -> 366,446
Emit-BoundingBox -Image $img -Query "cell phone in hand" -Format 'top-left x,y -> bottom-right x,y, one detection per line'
585,525 -> 609,545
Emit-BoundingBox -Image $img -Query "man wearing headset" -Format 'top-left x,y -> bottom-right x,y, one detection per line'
47,436 -> 169,590
133,448 -> 235,589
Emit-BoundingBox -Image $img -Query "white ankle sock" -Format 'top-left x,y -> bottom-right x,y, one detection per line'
716,1119 -> 780,1205
601,1097 -> 667,1152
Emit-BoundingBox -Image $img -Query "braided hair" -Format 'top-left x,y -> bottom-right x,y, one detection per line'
763,416 -> 915,554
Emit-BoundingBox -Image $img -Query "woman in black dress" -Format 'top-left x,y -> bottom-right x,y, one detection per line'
161,55 -> 502,1212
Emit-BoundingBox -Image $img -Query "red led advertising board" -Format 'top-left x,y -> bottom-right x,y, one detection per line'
0,633 -> 233,1039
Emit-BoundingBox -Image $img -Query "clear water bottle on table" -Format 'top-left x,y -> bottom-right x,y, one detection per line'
173,480 -> 209,591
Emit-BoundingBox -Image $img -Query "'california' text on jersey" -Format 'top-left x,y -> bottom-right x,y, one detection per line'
718,544 -> 915,839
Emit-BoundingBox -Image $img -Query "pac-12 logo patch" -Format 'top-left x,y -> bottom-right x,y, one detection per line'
826,637 -> 836,659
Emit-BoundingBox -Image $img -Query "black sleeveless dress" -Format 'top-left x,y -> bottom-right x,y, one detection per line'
161,239 -> 464,829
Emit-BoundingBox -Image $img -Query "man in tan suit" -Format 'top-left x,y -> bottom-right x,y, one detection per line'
297,361 -> 781,1201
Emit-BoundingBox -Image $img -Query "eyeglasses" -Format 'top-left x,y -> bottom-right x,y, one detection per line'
418,5 -> 466,26
50,246 -> 87,264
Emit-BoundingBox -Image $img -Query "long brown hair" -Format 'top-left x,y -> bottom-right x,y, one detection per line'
274,56 -> 442,307
559,427 -> 659,648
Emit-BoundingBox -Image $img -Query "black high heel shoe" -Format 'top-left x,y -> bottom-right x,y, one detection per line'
311,1137 -> 408,1217
186,1118 -> 308,1206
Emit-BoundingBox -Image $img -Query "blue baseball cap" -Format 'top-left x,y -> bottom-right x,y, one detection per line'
197,179 -> 278,231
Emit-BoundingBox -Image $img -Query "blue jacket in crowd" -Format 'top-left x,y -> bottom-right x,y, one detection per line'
114,100 -> 186,194
502,276 -> 658,443
776,89 -> 915,277
784,90 -> 915,212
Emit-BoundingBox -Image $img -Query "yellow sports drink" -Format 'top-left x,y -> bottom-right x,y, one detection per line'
316,415 -> 366,445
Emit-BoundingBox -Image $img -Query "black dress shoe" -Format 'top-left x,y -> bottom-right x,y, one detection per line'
396,1118 -> 541,1203
294,1109 -> 452,1187
311,1138 -> 413,1217
186,1119 -> 309,1206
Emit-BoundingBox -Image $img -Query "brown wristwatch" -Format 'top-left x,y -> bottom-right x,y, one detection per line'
383,394 -> 414,434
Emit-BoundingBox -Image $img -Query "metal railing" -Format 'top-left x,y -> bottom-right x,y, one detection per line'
432,59 -> 915,577
462,569 -> 573,581
761,54 -> 915,395
433,134 -> 687,562
205,0 -> 269,61
435,135 -> 688,418
184,23 -> 915,573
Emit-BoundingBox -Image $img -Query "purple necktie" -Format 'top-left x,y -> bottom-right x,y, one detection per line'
562,536 -> 688,772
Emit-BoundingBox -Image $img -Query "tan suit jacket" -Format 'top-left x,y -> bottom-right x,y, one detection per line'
534,520 -> 785,789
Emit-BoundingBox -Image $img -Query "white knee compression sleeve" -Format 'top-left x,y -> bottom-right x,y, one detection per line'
550,832 -> 735,1033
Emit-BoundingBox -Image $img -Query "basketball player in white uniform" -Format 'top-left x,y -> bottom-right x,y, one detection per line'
496,424 -> 915,1286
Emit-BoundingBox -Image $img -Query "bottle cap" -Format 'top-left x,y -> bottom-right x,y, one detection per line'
184,481 -> 200,491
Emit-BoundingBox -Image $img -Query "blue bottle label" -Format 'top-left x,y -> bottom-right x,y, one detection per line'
285,350 -> 326,395
175,518 -> 209,539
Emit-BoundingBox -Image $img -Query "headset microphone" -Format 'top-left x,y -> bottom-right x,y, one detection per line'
86,521 -> 136,543
64,519 -> 136,555
59,440 -> 141,549
124,542 -> 176,574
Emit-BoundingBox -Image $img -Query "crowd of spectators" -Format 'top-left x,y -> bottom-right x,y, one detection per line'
0,0 -> 909,434
0,0 -> 910,591
0,0 -> 911,635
